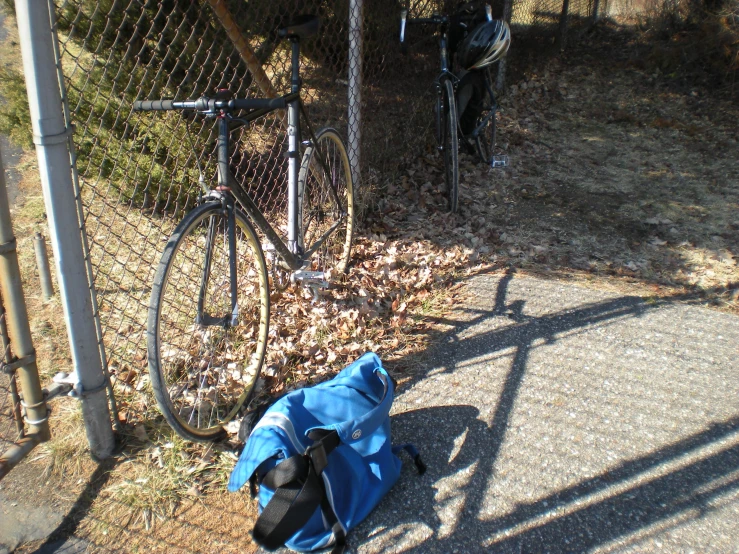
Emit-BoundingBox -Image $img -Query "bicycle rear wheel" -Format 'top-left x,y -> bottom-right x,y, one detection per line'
297,128 -> 355,280
148,200 -> 270,442
441,79 -> 459,213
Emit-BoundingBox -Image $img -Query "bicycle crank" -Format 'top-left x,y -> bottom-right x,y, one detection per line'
292,270 -> 329,288
292,270 -> 329,303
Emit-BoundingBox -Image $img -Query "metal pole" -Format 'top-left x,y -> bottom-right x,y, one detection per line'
558,0 -> 571,51
592,0 -> 601,24
47,2 -> 119,429
348,0 -> 363,189
13,0 -> 114,459
0,144 -> 49,445
33,232 -> 54,300
495,0 -> 513,91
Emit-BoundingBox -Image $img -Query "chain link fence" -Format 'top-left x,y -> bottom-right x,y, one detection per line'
51,0 -> 367,424
43,0 -> 605,429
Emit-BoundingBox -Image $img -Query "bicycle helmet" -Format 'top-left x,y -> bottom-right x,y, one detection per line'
457,20 -> 511,71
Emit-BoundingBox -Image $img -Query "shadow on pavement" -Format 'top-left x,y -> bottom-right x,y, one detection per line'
373,406 -> 739,552
356,269 -> 739,552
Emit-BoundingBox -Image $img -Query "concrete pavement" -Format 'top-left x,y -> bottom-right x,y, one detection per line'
353,271 -> 739,553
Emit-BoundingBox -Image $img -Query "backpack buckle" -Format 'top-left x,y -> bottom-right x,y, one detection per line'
306,429 -> 341,474
306,443 -> 329,474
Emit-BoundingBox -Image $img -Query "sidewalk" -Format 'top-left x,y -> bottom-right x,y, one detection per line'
352,271 -> 739,553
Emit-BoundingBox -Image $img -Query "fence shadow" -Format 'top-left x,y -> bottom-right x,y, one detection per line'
350,267 -> 739,551
358,405 -> 739,552
34,457 -> 118,553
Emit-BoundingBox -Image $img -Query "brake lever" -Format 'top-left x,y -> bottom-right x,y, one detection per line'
400,9 -> 408,54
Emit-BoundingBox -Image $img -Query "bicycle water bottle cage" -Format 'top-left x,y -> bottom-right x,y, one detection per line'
277,15 -> 321,40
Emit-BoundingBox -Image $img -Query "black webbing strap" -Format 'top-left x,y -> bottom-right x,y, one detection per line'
252,430 -> 341,551
307,430 -> 346,554
321,493 -> 347,554
261,455 -> 309,489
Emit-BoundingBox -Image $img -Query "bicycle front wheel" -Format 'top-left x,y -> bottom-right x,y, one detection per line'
475,108 -> 497,165
298,128 -> 355,280
441,79 -> 459,213
148,201 -> 270,442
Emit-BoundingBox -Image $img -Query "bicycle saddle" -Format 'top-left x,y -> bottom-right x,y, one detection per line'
278,15 -> 321,39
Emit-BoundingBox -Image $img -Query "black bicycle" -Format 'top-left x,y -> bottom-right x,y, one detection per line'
401,9 -> 460,212
135,15 -> 354,442
400,3 -> 509,212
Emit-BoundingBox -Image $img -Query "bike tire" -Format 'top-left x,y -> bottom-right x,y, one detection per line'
475,99 -> 497,165
297,128 -> 355,279
148,201 -> 270,442
442,79 -> 459,213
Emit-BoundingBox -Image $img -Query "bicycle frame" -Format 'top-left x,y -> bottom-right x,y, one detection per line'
206,40 -> 345,274
400,12 -> 458,146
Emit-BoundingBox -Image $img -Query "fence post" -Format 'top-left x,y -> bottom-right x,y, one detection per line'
0,143 -> 50,481
496,0 -> 514,91
348,0 -> 363,188
558,0 -> 571,51
13,0 -> 115,459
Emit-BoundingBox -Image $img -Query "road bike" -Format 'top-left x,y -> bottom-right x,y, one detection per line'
401,9 -> 460,212
135,15 -> 354,442
400,3 -> 508,212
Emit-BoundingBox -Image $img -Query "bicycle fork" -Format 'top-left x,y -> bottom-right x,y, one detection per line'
196,198 -> 239,329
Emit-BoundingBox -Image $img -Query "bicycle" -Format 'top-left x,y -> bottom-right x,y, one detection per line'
400,9 -> 460,212
400,3 -> 509,212
134,15 -> 354,442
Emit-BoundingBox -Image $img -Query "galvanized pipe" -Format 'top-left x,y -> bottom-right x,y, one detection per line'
47,2 -> 119,429
13,0 -> 114,459
347,0 -> 363,188
0,303 -> 24,436
33,232 -> 54,300
0,143 -> 49,444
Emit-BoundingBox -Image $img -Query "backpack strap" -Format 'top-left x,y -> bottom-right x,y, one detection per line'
252,429 -> 341,551
392,443 -> 427,474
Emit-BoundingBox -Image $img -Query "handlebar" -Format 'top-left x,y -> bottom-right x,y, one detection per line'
399,3 -> 492,43
399,11 -> 447,44
133,96 -> 291,113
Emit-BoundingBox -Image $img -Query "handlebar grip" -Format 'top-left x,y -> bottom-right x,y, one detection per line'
133,99 -> 175,111
228,97 -> 287,110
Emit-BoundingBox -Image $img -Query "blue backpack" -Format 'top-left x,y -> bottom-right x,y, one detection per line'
228,352 -> 425,552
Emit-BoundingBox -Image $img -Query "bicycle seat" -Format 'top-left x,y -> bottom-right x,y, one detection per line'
278,15 -> 321,40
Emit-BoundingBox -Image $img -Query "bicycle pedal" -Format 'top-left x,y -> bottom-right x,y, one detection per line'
490,155 -> 509,169
292,270 -> 329,289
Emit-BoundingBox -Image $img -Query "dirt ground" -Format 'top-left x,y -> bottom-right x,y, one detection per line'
2,21 -> 738,554
389,23 -> 738,309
